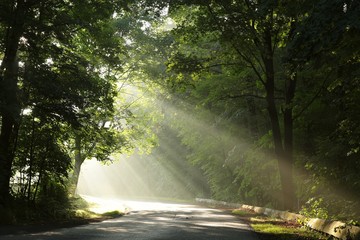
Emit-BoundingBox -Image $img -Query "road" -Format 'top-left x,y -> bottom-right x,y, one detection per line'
1,198 -> 259,240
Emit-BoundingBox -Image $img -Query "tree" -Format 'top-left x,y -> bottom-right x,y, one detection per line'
156,0 -> 359,211
12,113 -> 72,202
161,0 -> 303,210
0,0 -> 36,205
289,0 -> 360,219
0,0 -> 130,205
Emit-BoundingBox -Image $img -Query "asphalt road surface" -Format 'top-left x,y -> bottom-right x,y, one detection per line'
1,200 -> 259,240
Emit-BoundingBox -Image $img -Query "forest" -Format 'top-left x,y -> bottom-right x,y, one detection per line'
0,0 -> 359,225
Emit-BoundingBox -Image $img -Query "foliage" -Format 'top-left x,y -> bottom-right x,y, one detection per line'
141,0 -> 360,220
251,221 -> 327,240
101,210 -> 124,218
232,209 -> 328,240
111,124 -> 210,200
0,0 -> 166,222
116,0 -> 360,220
299,198 -> 329,220
249,215 -> 328,240
36,179 -> 72,220
0,0 -> 359,226
232,209 -> 257,217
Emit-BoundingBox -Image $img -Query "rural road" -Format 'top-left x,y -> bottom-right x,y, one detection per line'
1,199 -> 259,240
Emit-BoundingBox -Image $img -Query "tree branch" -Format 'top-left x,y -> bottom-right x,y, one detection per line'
293,70 -> 333,120
217,93 -> 266,101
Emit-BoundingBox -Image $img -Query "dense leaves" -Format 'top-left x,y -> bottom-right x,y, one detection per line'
0,0 -> 147,221
0,0 -> 359,224
137,0 -> 360,220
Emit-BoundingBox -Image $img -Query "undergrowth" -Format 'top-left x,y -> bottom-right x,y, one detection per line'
0,193 -> 123,225
232,209 -> 328,240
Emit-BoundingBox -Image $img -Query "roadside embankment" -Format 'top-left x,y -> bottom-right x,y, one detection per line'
196,198 -> 360,240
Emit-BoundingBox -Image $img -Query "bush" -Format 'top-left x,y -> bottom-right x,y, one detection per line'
36,179 -> 72,220
300,197 -> 328,220
0,204 -> 15,224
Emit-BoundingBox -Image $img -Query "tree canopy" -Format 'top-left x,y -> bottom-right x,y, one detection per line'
0,0 -> 359,224
134,0 -> 360,219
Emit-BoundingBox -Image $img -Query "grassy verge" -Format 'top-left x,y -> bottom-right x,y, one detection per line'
0,196 -> 124,235
232,209 -> 328,240
0,209 -> 124,236
74,209 -> 124,220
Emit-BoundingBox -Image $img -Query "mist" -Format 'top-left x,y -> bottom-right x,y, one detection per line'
77,151 -> 210,202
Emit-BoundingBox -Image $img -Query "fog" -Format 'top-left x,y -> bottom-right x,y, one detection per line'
77,152 -> 209,204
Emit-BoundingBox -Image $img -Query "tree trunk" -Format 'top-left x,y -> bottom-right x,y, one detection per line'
263,29 -> 296,211
72,134 -> 85,194
0,0 -> 27,204
72,131 -> 99,194
283,73 -> 297,211
245,96 -> 260,140
27,118 -> 36,201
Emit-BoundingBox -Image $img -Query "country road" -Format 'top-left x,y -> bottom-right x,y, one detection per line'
1,199 -> 259,240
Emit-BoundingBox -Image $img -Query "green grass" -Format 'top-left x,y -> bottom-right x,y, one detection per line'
252,223 -> 293,233
74,208 -> 124,220
251,221 -> 327,240
232,209 -> 258,217
74,209 -> 101,219
232,209 -> 328,240
101,210 -> 124,218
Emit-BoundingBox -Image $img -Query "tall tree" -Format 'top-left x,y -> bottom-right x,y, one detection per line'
0,0 -> 130,205
0,0 -> 35,204
162,0 -> 360,212
163,0 -> 304,210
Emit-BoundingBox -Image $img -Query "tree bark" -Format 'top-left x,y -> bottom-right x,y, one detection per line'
72,130 -> 99,194
283,73 -> 297,210
0,0 -> 26,204
27,118 -> 36,201
72,134 -> 85,194
263,29 -> 296,211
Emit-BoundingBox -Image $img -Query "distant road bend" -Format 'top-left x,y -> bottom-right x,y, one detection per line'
1,199 -> 259,240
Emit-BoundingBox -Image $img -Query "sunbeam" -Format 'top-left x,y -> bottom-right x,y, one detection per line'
77,155 -> 154,200
76,149 -> 206,212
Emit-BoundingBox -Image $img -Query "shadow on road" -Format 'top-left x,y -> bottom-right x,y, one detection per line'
0,200 -> 258,240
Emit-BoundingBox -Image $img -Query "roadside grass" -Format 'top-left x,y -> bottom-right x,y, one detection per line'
232,209 -> 328,240
74,209 -> 124,220
101,210 -> 124,218
72,197 -> 125,220
0,197 -> 124,235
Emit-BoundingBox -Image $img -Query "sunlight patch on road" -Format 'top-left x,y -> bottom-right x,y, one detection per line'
80,194 -> 202,214
80,195 -> 128,214
195,220 -> 250,229
29,231 -> 62,237
95,227 -> 129,233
